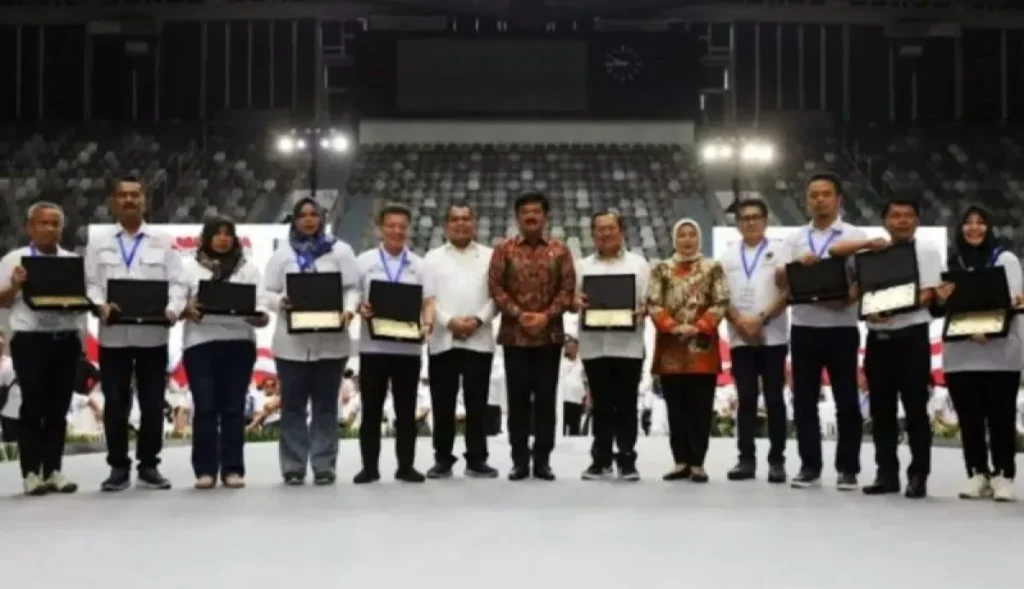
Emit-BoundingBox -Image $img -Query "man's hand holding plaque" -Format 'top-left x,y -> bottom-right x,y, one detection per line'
853,241 -> 919,319
581,274 -> 637,331
940,266 -> 1014,341
366,280 -> 424,342
22,256 -> 93,311
285,272 -> 345,334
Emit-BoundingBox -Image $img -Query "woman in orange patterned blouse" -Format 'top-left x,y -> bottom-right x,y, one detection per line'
647,218 -> 730,483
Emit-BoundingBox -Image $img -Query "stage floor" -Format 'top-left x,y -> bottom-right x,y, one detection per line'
0,437 -> 1020,589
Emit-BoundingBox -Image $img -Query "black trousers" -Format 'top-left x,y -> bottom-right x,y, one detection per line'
790,325 -> 862,474
661,373 -> 717,467
863,324 -> 932,479
486,405 -> 502,435
427,348 -> 493,466
503,344 -> 561,466
563,402 -> 583,436
99,345 -> 169,470
946,370 -> 1020,479
730,344 -> 788,466
1,417 -> 18,443
10,331 -> 81,477
359,353 -> 421,471
583,357 -> 643,466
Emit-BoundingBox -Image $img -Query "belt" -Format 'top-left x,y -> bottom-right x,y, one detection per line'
15,330 -> 79,340
870,323 -> 927,341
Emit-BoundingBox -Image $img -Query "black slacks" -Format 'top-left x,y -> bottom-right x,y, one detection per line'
10,331 -> 81,477
582,357 -> 643,466
790,325 -> 862,474
946,370 -> 1020,479
730,344 -> 788,466
863,324 -> 932,479
427,348 -> 493,466
661,373 -> 717,467
563,402 -> 583,436
359,353 -> 421,471
503,344 -> 561,466
99,345 -> 169,470
1,417 -> 19,443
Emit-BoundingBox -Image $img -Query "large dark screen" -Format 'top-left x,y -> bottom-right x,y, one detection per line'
397,39 -> 588,113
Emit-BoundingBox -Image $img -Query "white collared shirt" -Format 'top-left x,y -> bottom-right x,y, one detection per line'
574,250 -> 649,360
424,241 -> 496,356
718,237 -> 791,348
786,219 -> 866,328
866,237 -> 941,331
262,239 -> 361,362
0,245 -> 88,333
559,356 -> 586,404
181,256 -> 266,350
356,246 -> 433,357
85,223 -> 188,348
0,355 -> 20,419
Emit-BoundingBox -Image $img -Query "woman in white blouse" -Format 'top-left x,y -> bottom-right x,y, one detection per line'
262,197 -> 360,486
180,217 -> 266,489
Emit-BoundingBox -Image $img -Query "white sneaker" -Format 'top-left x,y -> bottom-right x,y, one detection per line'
991,476 -> 1015,502
45,471 -> 78,494
23,473 -> 48,496
958,475 -> 992,500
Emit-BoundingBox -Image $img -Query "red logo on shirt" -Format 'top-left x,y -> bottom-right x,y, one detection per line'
173,235 -> 253,250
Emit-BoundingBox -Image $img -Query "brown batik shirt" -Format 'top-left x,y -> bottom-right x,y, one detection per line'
488,235 -> 576,347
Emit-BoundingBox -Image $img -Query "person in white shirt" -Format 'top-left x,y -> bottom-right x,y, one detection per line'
0,202 -> 87,495
572,210 -> 649,481
934,205 -> 1023,502
422,203 -> 499,479
775,172 -> 876,491
179,217 -> 267,490
0,348 -> 20,443
831,198 -> 939,499
355,203 -> 435,484
558,338 -> 585,436
719,200 -> 791,484
263,197 -> 360,486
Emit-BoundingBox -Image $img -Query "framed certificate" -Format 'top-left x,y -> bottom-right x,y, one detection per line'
22,256 -> 93,311
940,267 -> 1014,341
285,272 -> 344,334
368,280 -> 423,343
854,241 -> 920,319
106,279 -> 171,326
581,274 -> 636,332
197,281 -> 262,318
785,257 -> 849,305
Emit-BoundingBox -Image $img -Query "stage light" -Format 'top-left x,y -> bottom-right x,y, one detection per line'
275,136 -> 297,154
700,138 -> 776,166
740,141 -> 775,164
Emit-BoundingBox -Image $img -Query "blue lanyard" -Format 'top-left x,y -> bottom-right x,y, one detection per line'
740,240 -> 768,280
296,252 -> 317,273
378,247 -> 408,283
957,248 -> 1002,270
807,228 -> 841,258
117,233 -> 144,269
28,244 -> 54,257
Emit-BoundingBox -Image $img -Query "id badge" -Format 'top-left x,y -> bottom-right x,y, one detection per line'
735,285 -> 757,311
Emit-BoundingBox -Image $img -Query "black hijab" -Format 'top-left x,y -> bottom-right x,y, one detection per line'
949,205 -> 1001,271
197,216 -> 243,281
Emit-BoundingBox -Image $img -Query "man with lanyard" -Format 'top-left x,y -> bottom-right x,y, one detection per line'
572,210 -> 649,481
0,202 -> 86,495
830,198 -> 939,499
719,199 -> 790,484
775,172 -> 878,490
354,203 -> 435,484
85,178 -> 187,492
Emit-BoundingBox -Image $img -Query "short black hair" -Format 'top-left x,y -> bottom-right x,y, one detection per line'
377,202 -> 412,225
735,199 -> 768,218
590,209 -> 625,232
882,198 -> 920,217
445,202 -> 475,221
806,171 -> 842,196
513,192 -> 550,214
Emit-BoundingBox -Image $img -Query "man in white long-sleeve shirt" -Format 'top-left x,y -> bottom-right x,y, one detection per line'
85,178 -> 187,491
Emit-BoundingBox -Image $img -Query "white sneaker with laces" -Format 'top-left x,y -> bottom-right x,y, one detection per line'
45,471 -> 78,494
23,473 -> 47,496
991,475 -> 1015,502
958,474 -> 993,500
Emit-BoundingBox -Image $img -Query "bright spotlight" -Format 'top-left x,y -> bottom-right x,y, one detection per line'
700,142 -> 734,163
740,142 -> 775,164
276,136 -> 296,154
326,134 -> 350,153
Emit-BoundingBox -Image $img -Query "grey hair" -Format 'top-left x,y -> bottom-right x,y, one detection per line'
27,201 -> 65,228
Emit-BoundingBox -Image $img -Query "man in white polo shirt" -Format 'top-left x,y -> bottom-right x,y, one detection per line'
719,199 -> 790,484
0,202 -> 87,495
423,203 -> 499,479
829,198 -> 939,499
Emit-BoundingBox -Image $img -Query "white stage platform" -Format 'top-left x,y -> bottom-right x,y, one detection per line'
0,437 -> 1020,589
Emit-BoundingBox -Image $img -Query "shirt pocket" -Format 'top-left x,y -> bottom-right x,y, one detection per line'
139,249 -> 168,279
98,251 -> 123,280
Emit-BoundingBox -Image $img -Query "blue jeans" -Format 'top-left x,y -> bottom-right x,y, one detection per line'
275,357 -> 347,477
183,340 -> 256,478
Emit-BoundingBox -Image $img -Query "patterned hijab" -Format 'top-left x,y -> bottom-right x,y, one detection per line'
671,218 -> 703,264
289,197 -> 336,262
197,216 -> 243,281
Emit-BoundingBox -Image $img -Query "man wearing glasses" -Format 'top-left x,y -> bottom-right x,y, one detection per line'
718,199 -> 791,483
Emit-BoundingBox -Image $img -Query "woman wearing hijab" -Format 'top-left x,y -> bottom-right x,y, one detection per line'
262,197 -> 361,486
933,205 -> 1023,502
180,216 -> 266,489
647,218 -> 730,482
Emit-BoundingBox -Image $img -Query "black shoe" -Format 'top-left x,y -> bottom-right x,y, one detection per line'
533,464 -> 556,481
905,475 -> 927,499
727,461 -> 756,481
581,463 -> 614,481
395,468 -> 426,483
465,462 -> 500,479
137,467 -> 172,490
767,464 -> 787,484
352,469 -> 380,485
283,472 -> 306,486
663,466 -> 692,481
508,465 -> 530,481
313,471 -> 336,486
617,462 -> 641,482
790,468 -> 821,489
862,478 -> 901,495
101,467 -> 132,492
836,472 -> 859,491
426,462 -> 454,480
